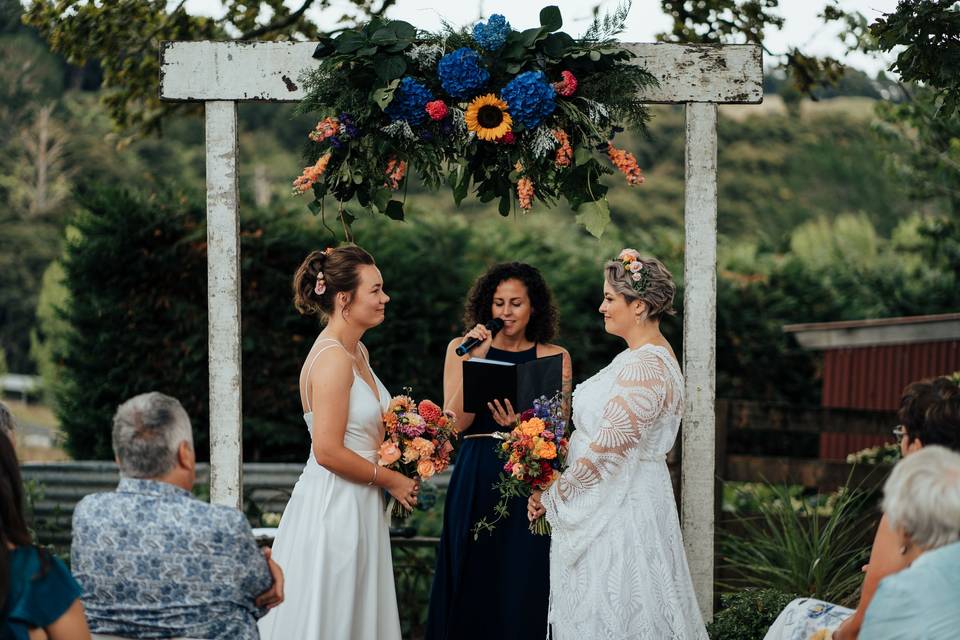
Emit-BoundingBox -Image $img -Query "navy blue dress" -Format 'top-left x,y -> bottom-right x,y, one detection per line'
426,344 -> 550,640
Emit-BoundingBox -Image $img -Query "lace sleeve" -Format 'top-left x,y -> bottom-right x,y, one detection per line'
542,348 -> 673,538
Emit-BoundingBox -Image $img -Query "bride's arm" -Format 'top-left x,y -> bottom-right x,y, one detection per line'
309,350 -> 418,510
541,349 -> 674,535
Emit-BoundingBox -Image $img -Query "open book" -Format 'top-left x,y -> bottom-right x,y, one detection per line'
462,354 -> 563,414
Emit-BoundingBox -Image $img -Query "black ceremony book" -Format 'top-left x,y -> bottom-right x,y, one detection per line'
462,354 -> 563,414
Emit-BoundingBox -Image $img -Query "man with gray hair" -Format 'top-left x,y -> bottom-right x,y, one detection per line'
71,392 -> 284,639
860,442 -> 960,639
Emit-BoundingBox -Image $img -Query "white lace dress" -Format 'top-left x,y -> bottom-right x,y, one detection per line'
541,344 -> 708,640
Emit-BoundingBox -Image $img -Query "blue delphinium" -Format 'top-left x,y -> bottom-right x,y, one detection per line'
437,47 -> 490,99
385,77 -> 434,125
500,71 -> 557,130
472,14 -> 511,51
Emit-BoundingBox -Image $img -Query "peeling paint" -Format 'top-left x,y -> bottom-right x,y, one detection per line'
281,74 -> 298,92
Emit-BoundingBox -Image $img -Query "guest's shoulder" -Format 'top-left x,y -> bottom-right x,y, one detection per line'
73,490 -> 117,518
203,502 -> 254,534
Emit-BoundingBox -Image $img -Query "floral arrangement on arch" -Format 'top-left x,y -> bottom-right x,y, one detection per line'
293,3 -> 655,237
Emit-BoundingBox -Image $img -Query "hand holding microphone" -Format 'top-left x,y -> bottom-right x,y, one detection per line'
455,318 -> 504,357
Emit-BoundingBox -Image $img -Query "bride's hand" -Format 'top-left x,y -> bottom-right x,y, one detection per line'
487,398 -> 517,427
386,471 -> 419,511
528,490 -> 545,521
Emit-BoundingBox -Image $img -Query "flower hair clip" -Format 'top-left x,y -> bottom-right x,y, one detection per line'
314,271 -> 327,296
616,248 -> 648,295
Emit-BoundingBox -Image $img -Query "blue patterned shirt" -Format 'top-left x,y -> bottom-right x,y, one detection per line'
71,478 -> 272,639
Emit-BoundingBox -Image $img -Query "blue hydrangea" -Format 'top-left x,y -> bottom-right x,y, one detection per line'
500,71 -> 557,130
437,47 -> 490,99
472,14 -> 511,51
384,77 -> 434,125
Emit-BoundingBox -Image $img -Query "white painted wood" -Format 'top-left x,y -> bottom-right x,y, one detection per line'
159,41 -> 762,104
205,101 -> 243,509
682,102 -> 718,622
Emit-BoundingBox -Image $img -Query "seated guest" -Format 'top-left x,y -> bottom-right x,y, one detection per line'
71,392 -> 283,640
764,376 -> 959,640
1,402 -> 92,639
860,441 -> 960,639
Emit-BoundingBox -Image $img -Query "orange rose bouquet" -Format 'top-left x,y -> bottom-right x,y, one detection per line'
379,394 -> 457,519
472,394 -> 568,537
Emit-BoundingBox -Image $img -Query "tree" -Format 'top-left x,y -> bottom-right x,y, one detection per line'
22,0 -> 397,138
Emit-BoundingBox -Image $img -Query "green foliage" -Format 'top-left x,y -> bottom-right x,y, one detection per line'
707,588 -> 801,640
0,345 -> 7,379
719,481 -> 876,607
871,0 -> 960,116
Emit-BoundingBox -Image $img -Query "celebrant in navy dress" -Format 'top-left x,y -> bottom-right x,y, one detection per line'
425,262 -> 572,640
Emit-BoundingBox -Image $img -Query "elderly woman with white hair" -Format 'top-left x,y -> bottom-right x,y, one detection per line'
859,439 -> 960,638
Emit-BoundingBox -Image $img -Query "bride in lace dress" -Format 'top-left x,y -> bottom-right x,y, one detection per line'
529,250 -> 708,640
258,245 -> 417,640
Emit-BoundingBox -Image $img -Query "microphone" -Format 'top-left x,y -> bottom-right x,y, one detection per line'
456,318 -> 504,357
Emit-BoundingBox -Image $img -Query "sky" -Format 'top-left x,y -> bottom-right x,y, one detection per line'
183,0 -> 901,76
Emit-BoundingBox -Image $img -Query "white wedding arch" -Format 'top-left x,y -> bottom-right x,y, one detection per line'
159,40 -> 762,619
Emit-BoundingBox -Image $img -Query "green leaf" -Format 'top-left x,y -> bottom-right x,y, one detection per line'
452,163 -> 470,206
370,28 -> 398,46
389,21 -> 417,40
574,147 -> 593,166
589,50 -> 602,62
575,198 -> 611,237
334,31 -> 366,54
539,6 -> 563,32
352,171 -> 365,185
375,55 -> 407,82
543,32 -> 574,58
312,38 -> 335,59
372,78 -> 401,111
372,187 -> 392,212
384,200 -> 405,221
520,27 -> 546,48
307,200 -> 322,216
498,194 -> 511,216
506,62 -> 524,74
357,46 -> 378,57
338,209 -> 357,227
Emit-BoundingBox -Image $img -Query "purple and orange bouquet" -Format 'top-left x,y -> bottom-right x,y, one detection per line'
472,394 -> 568,537
379,394 -> 457,519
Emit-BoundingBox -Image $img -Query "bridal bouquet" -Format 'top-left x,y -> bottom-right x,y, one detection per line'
379,394 -> 457,519
472,395 -> 568,538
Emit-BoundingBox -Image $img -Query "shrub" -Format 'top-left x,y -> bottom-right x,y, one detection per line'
707,588 -> 800,640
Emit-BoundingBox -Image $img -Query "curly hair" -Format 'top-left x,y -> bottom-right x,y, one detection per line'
898,376 -> 960,450
462,262 -> 558,344
604,255 -> 676,320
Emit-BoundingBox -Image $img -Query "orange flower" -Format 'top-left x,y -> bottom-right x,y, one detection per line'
384,157 -> 408,190
411,437 -> 435,458
606,142 -> 645,186
533,439 -> 557,460
519,417 -> 546,437
417,458 -> 437,478
292,153 -> 332,195
308,117 -> 339,142
517,177 -> 534,211
378,441 -> 401,465
553,129 -> 573,168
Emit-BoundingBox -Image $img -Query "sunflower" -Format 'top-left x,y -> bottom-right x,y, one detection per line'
464,94 -> 513,141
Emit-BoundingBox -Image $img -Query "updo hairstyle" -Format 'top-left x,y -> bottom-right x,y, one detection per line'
604,255 -> 676,320
293,244 -> 375,321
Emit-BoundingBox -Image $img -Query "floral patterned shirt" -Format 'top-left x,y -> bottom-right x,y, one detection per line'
71,478 -> 272,639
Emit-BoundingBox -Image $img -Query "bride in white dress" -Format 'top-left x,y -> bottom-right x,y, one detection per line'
529,250 -> 708,640
259,245 -> 418,640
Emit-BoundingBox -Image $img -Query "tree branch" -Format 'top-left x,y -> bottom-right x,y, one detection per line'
239,0 -> 317,40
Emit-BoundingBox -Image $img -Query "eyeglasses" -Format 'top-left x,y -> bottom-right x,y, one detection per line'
892,425 -> 907,440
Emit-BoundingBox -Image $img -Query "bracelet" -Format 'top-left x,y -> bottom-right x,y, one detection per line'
367,462 -> 379,486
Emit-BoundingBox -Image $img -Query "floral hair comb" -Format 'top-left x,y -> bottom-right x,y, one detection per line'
616,248 -> 648,295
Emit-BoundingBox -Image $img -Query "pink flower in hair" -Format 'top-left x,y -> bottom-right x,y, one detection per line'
314,271 -> 327,295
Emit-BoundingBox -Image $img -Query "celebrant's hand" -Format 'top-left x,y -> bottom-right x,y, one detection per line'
255,547 -> 285,609
528,490 -> 546,522
487,398 -> 517,427
387,471 -> 419,511
461,323 -> 494,359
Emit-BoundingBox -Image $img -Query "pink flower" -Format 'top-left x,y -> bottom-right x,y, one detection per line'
618,248 -> 641,262
425,100 -> 449,121
378,441 -> 401,465
631,272 -> 643,282
553,70 -> 578,97
629,261 -> 643,273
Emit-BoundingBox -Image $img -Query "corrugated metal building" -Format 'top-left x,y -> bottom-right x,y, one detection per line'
784,313 -> 960,459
